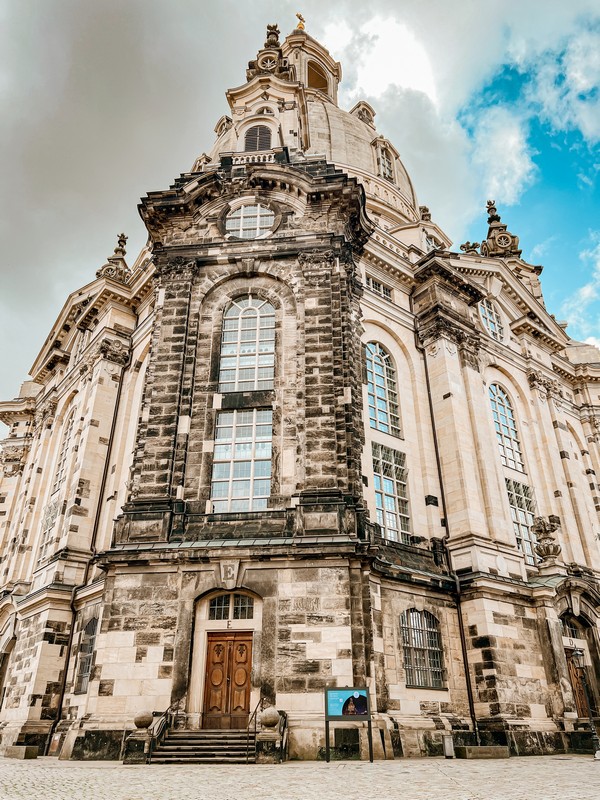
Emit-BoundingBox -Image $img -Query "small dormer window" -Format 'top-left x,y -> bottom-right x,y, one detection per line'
257,107 -> 274,115
307,61 -> 328,92
244,125 -> 272,152
425,235 -> 438,252
379,147 -> 394,182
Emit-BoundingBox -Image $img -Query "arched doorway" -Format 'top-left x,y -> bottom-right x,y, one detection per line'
188,590 -> 262,730
561,613 -> 599,718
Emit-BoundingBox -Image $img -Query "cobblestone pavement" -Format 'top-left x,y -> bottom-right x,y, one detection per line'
1,756 -> 599,800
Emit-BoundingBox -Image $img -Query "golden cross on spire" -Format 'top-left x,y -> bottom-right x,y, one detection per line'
296,12 -> 305,30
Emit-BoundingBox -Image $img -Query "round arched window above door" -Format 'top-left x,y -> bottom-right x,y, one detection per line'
208,592 -> 254,621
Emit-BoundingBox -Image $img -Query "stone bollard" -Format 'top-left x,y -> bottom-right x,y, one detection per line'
122,712 -> 154,764
256,706 -> 282,764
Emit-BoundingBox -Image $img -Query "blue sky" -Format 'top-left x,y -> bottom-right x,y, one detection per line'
1,0 -> 599,408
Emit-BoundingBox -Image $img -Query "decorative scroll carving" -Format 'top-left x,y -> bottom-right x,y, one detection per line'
527,370 -> 564,406
418,318 -> 481,370
155,256 -> 197,279
96,234 -> 130,283
0,441 -> 30,478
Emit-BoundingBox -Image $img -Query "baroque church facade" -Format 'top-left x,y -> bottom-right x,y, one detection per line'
1,22 -> 600,761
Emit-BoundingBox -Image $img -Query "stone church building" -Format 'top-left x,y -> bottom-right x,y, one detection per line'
1,22 -> 600,762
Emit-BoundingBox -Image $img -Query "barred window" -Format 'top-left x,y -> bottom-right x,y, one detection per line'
480,299 -> 504,341
365,275 -> 392,300
37,499 -> 61,565
366,343 -> 401,437
209,593 -> 254,621
372,442 -> 410,543
489,384 -> 525,472
210,409 -> 272,512
74,617 -> 98,694
219,296 -> 275,392
244,124 -> 271,151
400,609 -> 444,688
505,478 -> 538,565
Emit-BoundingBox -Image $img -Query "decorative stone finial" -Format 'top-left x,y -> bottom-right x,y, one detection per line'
96,233 -> 130,283
296,12 -> 306,30
264,24 -> 280,48
480,200 -> 522,258
460,242 -> 480,255
114,232 -> 127,257
532,516 -> 562,566
486,200 -> 501,224
419,205 -> 431,222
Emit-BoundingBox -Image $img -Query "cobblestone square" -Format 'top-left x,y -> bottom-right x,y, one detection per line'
1,756 -> 599,800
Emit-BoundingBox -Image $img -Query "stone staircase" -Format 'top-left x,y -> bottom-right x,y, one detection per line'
150,729 -> 256,764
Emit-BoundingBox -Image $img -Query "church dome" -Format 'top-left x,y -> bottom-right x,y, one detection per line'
205,24 -> 419,226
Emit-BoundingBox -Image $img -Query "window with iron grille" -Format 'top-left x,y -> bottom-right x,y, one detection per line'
489,384 -> 525,472
210,409 -> 272,512
225,204 -> 275,240
208,593 -> 254,621
218,295 -> 275,391
372,442 -> 410,543
365,275 -> 392,300
366,343 -> 401,437
505,478 -> 538,565
400,609 -> 445,688
74,617 -> 98,694
480,298 -> 504,341
244,124 -> 272,151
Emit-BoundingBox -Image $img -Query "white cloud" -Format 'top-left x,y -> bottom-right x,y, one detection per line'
560,234 -> 600,337
470,107 -> 537,206
526,26 -> 600,142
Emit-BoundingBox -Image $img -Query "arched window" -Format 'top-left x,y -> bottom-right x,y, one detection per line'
209,592 -> 254,621
219,295 -> 275,392
244,125 -> 272,151
307,61 -> 328,92
400,609 -> 444,688
505,478 -> 537,565
52,408 -> 76,493
489,384 -> 524,471
366,343 -> 401,437
380,147 -> 394,181
480,299 -> 504,341
74,617 -> 98,694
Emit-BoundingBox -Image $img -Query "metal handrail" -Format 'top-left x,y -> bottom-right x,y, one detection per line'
278,710 -> 289,762
246,696 -> 265,763
147,700 -> 181,762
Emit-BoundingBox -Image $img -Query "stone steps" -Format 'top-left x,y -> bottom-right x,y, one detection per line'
150,730 -> 256,764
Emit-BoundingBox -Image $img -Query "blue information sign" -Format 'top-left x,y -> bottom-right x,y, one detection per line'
325,687 -> 370,720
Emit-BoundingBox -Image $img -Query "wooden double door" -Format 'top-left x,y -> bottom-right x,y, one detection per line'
566,649 -> 591,718
203,631 -> 252,729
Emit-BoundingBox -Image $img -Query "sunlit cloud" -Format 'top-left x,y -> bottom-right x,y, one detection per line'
560,234 -> 600,338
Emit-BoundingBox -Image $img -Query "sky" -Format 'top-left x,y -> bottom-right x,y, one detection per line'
1,0 -> 600,405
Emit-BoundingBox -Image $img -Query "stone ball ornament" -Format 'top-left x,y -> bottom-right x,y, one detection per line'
259,705 -> 281,729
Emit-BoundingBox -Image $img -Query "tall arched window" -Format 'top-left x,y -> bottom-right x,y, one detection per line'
366,343 -> 401,437
480,299 -> 504,341
244,125 -> 272,151
400,609 -> 444,688
307,61 -> 328,92
219,296 -> 275,392
52,408 -> 76,493
74,616 -> 98,694
489,384 -> 524,471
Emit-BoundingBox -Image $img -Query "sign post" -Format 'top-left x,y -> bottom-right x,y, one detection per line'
324,687 -> 373,763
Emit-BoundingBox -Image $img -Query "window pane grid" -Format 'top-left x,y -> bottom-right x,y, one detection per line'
74,617 -> 98,694
211,409 -> 272,512
366,343 -> 401,437
480,298 -> 504,341
208,594 -> 231,620
505,478 -> 538,565
489,384 -> 525,471
372,442 -> 410,543
219,296 -> 275,392
365,275 -> 392,300
225,204 -> 274,239
400,609 -> 444,688
209,593 -> 255,621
